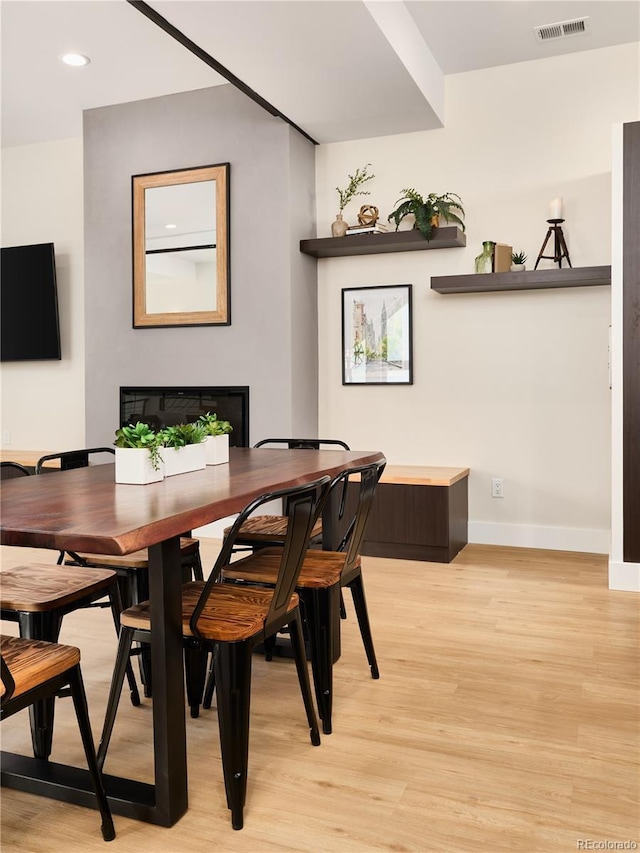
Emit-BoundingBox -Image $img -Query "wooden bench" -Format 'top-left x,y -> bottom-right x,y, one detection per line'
349,465 -> 469,563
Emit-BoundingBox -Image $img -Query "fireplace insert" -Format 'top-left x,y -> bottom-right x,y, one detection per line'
120,386 -> 249,447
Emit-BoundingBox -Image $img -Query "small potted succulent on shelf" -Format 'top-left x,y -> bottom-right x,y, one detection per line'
198,412 -> 233,465
333,163 -> 375,237
159,422 -> 207,477
114,422 -> 164,484
510,250 -> 528,272
387,189 -> 465,241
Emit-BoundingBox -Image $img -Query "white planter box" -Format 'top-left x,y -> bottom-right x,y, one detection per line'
163,442 -> 207,477
115,447 -> 164,485
205,434 -> 229,465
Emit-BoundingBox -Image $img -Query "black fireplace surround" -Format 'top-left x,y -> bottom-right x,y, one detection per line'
119,386 -> 249,447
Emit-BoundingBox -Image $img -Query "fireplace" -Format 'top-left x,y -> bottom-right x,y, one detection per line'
120,386 -> 249,447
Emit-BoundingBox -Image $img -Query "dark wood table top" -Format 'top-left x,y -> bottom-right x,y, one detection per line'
0,447 -> 385,556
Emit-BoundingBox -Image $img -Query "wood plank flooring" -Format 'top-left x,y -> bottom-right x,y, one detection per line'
1,542 -> 638,852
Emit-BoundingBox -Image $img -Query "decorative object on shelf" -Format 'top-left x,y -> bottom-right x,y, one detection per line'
346,223 -> 389,235
333,163 -> 375,237
357,204 -> 379,226
474,240 -> 496,274
198,411 -> 233,465
510,250 -> 528,272
331,214 -> 348,238
114,422 -> 164,484
159,422 -> 207,476
493,243 -> 512,273
387,190 -> 465,241
342,284 -> 413,385
534,211 -> 572,270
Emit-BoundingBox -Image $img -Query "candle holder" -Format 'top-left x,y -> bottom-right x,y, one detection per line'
534,219 -> 572,270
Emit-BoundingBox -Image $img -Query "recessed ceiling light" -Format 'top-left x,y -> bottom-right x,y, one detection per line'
165,224 -> 177,229
60,53 -> 91,67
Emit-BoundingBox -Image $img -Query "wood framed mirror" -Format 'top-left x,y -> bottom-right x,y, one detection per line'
132,163 -> 230,328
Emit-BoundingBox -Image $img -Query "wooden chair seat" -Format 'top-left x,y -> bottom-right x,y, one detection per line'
223,547 -> 350,589
0,564 -> 117,612
1,635 -> 116,841
224,517 -> 322,545
0,635 -> 80,699
121,581 -> 300,643
73,537 -> 200,569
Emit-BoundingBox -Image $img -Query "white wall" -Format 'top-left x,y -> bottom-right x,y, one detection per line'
1,137 -> 86,450
316,44 -> 640,553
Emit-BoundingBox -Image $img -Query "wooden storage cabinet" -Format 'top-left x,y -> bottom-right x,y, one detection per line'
348,466 -> 469,563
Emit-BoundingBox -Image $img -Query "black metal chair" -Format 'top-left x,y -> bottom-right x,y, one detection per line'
1,634 -> 115,841
222,459 -> 386,735
0,461 -> 32,479
97,475 -> 331,831
224,438 -> 351,553
35,448 -> 204,698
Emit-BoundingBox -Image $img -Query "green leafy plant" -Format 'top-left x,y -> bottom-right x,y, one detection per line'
160,422 -> 206,449
336,164 -> 375,213
197,412 -> 233,437
114,422 -> 163,471
511,250 -> 528,265
387,189 -> 465,241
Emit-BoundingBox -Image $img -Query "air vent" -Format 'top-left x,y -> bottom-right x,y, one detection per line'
534,17 -> 590,42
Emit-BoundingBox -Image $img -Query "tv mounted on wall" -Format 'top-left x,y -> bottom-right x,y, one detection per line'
0,242 -> 61,362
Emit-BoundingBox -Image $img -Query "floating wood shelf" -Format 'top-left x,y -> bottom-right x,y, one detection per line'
431,265 -> 611,294
300,226 -> 466,258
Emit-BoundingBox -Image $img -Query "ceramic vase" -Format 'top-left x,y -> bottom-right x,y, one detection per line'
115,447 -> 164,485
331,213 -> 348,237
205,434 -> 229,465
163,442 -> 207,477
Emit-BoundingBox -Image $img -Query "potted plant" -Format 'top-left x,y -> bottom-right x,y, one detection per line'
387,189 -> 465,241
159,422 -> 207,476
332,163 -> 375,237
510,250 -> 527,272
198,412 -> 233,465
114,422 -> 164,484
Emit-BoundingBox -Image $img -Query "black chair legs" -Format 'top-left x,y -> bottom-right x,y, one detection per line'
97,626 -> 135,770
288,612 -> 321,746
214,640 -> 252,830
302,586 -> 336,735
68,664 -> 116,841
347,572 -> 380,680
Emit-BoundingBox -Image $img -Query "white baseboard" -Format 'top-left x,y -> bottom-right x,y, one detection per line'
608,560 -> 640,591
468,522 -> 610,554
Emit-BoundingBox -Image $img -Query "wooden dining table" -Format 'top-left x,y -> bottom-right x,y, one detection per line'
0,445 -> 384,827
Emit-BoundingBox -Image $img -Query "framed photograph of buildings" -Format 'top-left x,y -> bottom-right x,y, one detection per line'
342,284 -> 413,385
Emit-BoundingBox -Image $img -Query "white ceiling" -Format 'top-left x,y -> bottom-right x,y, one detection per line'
1,0 -> 638,148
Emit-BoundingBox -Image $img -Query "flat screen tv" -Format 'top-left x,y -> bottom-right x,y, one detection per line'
1,242 -> 61,362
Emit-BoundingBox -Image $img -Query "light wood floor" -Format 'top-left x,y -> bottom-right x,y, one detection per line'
1,542 -> 638,852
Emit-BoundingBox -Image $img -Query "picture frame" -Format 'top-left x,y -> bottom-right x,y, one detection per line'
342,284 -> 413,385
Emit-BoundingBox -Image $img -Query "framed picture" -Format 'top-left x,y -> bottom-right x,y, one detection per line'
342,284 -> 413,385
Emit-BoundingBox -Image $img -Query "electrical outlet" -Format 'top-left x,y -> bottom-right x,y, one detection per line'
491,478 -> 504,498
2,429 -> 10,446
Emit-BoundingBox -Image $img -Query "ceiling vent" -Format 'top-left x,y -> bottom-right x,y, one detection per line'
534,17 -> 590,42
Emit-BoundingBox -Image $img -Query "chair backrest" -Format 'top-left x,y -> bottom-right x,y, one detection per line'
0,461 -> 31,480
1,654 -> 16,702
335,460 -> 386,574
254,438 -> 350,451
189,475 -> 332,639
35,447 -> 115,474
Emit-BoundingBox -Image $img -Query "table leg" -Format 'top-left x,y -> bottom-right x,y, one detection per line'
147,537 -> 188,825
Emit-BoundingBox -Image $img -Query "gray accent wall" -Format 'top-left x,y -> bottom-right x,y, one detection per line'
83,84 -> 318,446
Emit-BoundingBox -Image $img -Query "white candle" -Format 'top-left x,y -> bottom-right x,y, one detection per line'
549,197 -> 563,219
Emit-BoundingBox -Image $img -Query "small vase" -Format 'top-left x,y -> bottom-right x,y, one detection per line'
475,241 -> 496,274
510,263 -> 526,272
331,213 -> 348,237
